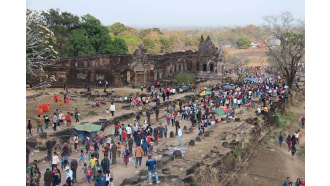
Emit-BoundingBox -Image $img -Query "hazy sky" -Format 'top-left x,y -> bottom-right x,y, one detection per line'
26,0 -> 305,27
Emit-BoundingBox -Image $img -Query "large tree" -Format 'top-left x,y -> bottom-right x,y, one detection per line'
26,9 -> 57,88
236,37 -> 251,49
41,9 -> 79,57
264,11 -> 305,88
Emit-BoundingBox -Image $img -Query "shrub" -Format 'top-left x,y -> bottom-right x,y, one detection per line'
87,111 -> 98,116
175,73 -> 195,85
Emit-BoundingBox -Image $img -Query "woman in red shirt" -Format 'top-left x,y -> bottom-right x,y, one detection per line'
121,130 -> 127,142
66,112 -> 71,127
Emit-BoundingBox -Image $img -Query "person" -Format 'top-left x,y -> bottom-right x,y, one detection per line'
283,177 -> 292,186
52,167 -> 61,185
101,155 -> 110,174
94,170 -> 106,186
289,144 -> 296,160
109,177 -> 114,186
301,117 -> 305,129
65,167 -> 73,186
286,135 -> 292,150
164,125 -> 168,138
44,114 -> 50,130
177,126 -> 183,146
74,108 -> 79,123
105,170 -> 111,186
135,144 -> 143,168
93,160 -> 103,181
300,177 -> 305,186
142,138 -> 148,157
126,124 -> 132,139
88,143 -> 95,160
110,103 -> 115,116
295,178 -> 302,186
27,120 -> 32,136
36,115 -> 43,133
82,163 -> 88,181
295,131 -> 300,145
86,166 -> 92,185
89,154 -> 98,170
52,152 -> 60,170
149,140 -> 154,154
52,112 -> 58,131
117,142 -> 122,157
99,81 -> 102,87
73,135 -> 79,152
122,145 -> 130,167
146,154 -> 160,184
66,112 -> 71,127
279,132 -> 284,147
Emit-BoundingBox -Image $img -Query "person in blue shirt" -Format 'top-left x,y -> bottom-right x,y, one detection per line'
279,132 -> 284,147
146,155 -> 160,185
94,170 -> 106,186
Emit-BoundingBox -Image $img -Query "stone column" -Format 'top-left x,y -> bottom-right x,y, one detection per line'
128,138 -> 133,157
111,144 -> 117,164
70,159 -> 78,182
26,147 -> 30,168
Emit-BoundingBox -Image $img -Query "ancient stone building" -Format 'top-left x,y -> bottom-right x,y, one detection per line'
44,36 -> 225,87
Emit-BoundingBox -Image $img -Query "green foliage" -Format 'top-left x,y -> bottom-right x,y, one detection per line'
274,112 -> 287,128
120,35 -> 142,54
291,101 -> 298,107
298,143 -> 305,156
217,36 -> 224,43
108,22 -> 127,36
284,112 -> 296,121
224,155 -> 233,168
175,73 -> 195,84
159,35 -> 175,53
232,145 -> 242,157
86,111 -> 98,116
68,29 -> 95,56
236,37 -> 251,49
192,178 -> 198,185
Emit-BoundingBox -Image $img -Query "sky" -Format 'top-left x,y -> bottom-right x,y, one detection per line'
26,0 -> 305,28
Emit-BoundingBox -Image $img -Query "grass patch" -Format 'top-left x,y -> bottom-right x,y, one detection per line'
285,112 -> 296,121
233,145 -> 242,157
86,111 -> 98,116
298,143 -> 305,156
291,101 -> 298,107
192,178 -> 198,185
274,112 -> 288,128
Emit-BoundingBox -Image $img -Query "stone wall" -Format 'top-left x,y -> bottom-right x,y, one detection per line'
44,36 -> 225,87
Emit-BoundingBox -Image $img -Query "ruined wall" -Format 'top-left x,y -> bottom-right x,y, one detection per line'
44,36 -> 225,87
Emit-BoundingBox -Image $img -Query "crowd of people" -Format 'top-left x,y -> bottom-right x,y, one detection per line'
27,67 -> 305,186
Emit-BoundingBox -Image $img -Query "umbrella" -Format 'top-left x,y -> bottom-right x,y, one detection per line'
214,108 -> 226,115
244,78 -> 254,81
199,91 -> 206,96
75,123 -> 102,132
284,85 -> 289,89
223,85 -> 232,89
219,106 -> 231,113
205,90 -> 212,95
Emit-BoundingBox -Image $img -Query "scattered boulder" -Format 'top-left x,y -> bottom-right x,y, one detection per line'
183,175 -> 194,183
39,132 -> 47,139
195,137 -> 201,141
26,136 -> 38,148
38,145 -> 47,151
204,132 -> 210,137
183,126 -> 187,131
186,162 -> 201,175
162,168 -> 171,174
170,131 -> 175,138
188,140 -> 195,146
173,150 -> 182,159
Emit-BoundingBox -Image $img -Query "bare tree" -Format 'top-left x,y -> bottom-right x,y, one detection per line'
26,9 -> 57,89
263,11 -> 305,88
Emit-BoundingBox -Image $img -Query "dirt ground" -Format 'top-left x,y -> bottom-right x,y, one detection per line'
236,96 -> 305,185
26,82 -> 219,186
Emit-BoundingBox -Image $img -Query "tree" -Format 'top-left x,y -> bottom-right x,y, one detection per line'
68,29 -> 95,56
108,22 -> 127,36
264,11 -> 305,88
41,9 -> 79,57
120,35 -> 142,54
236,37 -> 251,49
26,9 -> 57,88
68,14 -> 128,56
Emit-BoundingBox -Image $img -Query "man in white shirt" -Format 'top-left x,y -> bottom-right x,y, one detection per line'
65,166 -> 73,185
177,126 -> 182,146
294,131 -> 300,145
52,152 -> 60,170
110,103 -> 115,116
126,124 -> 132,139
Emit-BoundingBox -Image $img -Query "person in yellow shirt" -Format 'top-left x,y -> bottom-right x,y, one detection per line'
90,154 -> 98,168
59,98 -> 62,106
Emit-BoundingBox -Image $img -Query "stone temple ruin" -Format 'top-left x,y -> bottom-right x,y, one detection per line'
44,36 -> 225,87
